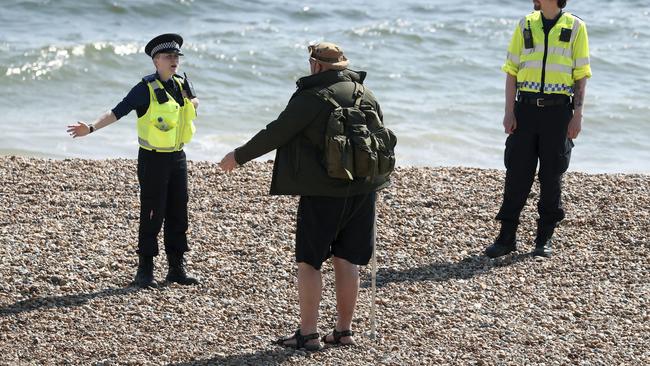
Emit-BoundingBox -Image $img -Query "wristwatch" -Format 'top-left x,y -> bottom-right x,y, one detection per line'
88,124 -> 95,133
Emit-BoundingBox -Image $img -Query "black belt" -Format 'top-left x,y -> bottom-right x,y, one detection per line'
517,94 -> 571,107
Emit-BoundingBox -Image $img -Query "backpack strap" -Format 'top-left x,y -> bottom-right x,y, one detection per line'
353,82 -> 365,109
315,88 -> 341,109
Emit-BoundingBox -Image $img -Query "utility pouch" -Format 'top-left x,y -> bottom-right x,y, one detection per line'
559,28 -> 572,42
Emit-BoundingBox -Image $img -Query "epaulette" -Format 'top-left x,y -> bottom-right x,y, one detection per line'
142,73 -> 157,83
142,73 -> 169,103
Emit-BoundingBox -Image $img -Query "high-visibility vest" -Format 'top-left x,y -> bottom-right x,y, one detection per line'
137,75 -> 196,152
502,11 -> 592,96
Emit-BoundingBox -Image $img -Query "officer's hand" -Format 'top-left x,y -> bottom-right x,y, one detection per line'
218,151 -> 239,172
67,121 -> 90,138
567,113 -> 582,139
503,112 -> 517,134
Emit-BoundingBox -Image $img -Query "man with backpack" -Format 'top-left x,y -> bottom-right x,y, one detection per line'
219,42 -> 396,350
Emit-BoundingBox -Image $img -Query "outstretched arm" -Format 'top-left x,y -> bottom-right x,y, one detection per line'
67,110 -> 118,138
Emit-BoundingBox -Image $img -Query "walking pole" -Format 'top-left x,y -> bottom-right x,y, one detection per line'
369,225 -> 377,340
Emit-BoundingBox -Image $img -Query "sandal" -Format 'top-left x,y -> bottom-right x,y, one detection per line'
276,329 -> 322,351
321,328 -> 355,346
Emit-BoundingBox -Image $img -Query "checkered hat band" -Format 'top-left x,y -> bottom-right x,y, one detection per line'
151,41 -> 180,56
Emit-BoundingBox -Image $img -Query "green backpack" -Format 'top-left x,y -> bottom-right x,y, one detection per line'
319,82 -> 397,181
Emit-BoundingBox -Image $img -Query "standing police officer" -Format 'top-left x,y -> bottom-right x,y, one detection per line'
67,34 -> 200,287
485,0 -> 591,258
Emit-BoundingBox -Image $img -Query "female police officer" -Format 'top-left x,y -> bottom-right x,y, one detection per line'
67,34 -> 200,287
485,0 -> 591,258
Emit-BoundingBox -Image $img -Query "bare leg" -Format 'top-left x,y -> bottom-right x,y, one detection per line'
282,262 -> 322,347
326,256 -> 358,344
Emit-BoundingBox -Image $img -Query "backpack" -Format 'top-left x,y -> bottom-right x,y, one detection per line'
318,82 -> 397,181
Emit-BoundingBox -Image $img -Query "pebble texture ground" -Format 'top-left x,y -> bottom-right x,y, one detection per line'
0,156 -> 648,365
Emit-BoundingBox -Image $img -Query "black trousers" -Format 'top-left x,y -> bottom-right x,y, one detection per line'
496,102 -> 574,228
137,148 -> 189,257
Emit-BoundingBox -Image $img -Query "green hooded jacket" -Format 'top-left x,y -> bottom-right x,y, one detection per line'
234,69 -> 391,197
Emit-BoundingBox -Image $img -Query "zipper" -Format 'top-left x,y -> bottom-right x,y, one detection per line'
540,23 -> 549,94
174,78 -> 185,151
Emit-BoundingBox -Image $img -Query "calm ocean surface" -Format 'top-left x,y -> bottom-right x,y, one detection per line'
1,0 -> 648,173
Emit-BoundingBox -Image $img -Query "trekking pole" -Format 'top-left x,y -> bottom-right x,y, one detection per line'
369,226 -> 377,340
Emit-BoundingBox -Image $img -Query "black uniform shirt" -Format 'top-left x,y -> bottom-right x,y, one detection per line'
542,11 -> 563,34
112,73 -> 184,120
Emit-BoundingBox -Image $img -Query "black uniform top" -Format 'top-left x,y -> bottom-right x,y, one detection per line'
542,11 -> 563,34
112,72 -> 184,120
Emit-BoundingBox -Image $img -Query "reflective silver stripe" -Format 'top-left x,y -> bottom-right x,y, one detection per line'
570,17 -> 581,44
148,80 -> 161,90
522,46 -> 571,59
521,45 -> 545,55
547,46 -> 572,59
574,57 -> 590,67
507,52 -> 520,64
545,63 -> 573,74
519,17 -> 526,38
138,137 -> 183,152
520,60 -> 572,74
520,60 -> 543,70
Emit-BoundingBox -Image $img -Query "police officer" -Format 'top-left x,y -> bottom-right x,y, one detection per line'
485,0 -> 591,258
67,34 -> 200,287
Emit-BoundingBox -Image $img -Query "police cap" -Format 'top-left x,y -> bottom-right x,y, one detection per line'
145,33 -> 184,58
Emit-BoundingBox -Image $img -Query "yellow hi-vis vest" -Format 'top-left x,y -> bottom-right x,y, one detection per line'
137,75 -> 196,152
502,11 -> 592,96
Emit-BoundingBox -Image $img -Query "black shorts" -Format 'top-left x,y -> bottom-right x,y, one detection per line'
295,192 -> 376,270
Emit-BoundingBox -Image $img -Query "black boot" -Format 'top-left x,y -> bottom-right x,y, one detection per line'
133,255 -> 157,288
166,252 -> 199,285
533,222 -> 554,257
485,222 -> 518,258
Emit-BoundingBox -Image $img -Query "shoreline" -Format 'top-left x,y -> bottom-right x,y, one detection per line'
0,156 -> 648,365
2,153 -> 649,176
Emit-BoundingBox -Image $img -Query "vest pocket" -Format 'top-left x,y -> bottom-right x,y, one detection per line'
147,109 -> 179,148
146,126 -> 176,149
180,100 -> 197,144
180,120 -> 196,144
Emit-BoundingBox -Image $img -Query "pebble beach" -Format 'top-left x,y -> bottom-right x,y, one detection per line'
0,156 -> 648,365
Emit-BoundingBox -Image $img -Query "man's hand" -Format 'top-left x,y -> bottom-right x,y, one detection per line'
67,121 -> 91,138
219,151 -> 239,172
567,113 -> 582,139
503,111 -> 517,134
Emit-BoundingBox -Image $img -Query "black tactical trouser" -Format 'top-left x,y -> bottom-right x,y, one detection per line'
496,100 -> 574,228
137,148 -> 189,257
